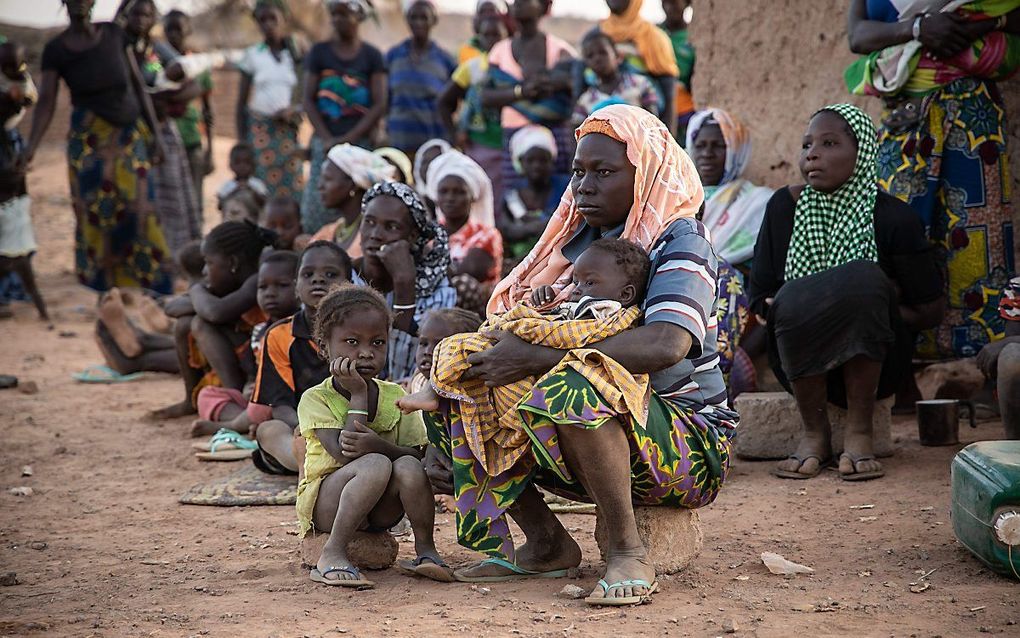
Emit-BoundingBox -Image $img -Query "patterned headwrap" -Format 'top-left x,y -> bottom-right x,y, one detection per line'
362,181 -> 451,299
785,104 -> 879,281
488,104 -> 703,314
412,138 -> 452,196
324,0 -> 374,21
685,107 -> 753,187
509,124 -> 558,175
326,143 -> 398,191
426,150 -> 496,228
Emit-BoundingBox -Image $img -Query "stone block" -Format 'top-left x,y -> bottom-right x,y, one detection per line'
594,507 -> 702,575
733,392 -> 895,460
299,530 -> 399,570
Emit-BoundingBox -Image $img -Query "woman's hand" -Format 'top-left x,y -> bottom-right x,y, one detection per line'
377,240 -> 417,286
423,445 -> 453,495
340,421 -> 384,458
755,297 -> 774,327
919,12 -> 974,58
465,330 -> 558,386
331,356 -> 368,395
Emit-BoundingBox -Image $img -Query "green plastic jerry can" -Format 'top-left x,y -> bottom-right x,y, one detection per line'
951,441 -> 1020,580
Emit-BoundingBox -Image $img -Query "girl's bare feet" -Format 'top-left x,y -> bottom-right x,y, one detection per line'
148,399 -> 197,421
98,289 -> 143,357
122,290 -> 173,334
396,386 -> 440,414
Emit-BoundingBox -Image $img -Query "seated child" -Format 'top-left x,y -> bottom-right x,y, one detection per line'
298,284 -> 450,588
407,308 -> 484,395
571,31 -> 661,128
249,241 -> 353,475
0,39 -> 47,322
397,238 -> 651,476
261,195 -> 309,252
221,188 -> 261,225
190,249 -> 300,438
216,142 -> 268,211
976,276 -> 1020,440
150,221 -> 275,420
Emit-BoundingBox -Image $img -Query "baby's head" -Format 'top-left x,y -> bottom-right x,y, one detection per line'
229,142 -> 257,181
261,196 -> 302,250
569,238 -> 650,307
221,188 -> 261,224
257,250 -> 300,322
297,240 -> 353,312
0,41 -> 26,82
176,239 -> 205,284
314,284 -> 391,381
415,308 -> 483,378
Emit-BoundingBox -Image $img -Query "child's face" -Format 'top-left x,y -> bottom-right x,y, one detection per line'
164,16 -> 191,52
230,152 -> 256,180
201,247 -> 240,297
326,308 -> 389,380
512,0 -> 546,22
222,197 -> 258,224
263,202 -> 302,249
297,247 -> 349,310
476,17 -> 507,52
569,247 -> 636,306
255,6 -> 284,41
330,2 -> 361,41
436,175 -> 472,226
606,0 -> 630,16
520,147 -> 554,185
661,0 -> 689,27
126,1 -> 156,38
318,162 -> 356,209
583,38 -> 618,80
406,2 -> 435,41
415,315 -> 456,377
257,260 -> 298,321
360,196 -> 416,261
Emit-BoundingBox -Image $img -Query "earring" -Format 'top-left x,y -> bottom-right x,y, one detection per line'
349,189 -> 357,198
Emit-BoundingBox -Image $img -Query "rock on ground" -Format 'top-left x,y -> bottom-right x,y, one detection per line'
299,531 -> 399,570
594,507 -> 703,575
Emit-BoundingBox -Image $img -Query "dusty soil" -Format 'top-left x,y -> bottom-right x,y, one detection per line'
0,139 -> 1018,637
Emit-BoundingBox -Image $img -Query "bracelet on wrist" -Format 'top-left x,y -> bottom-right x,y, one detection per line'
347,409 -> 369,416
912,14 -> 924,40
393,303 -> 417,311
996,14 -> 1007,29
513,84 -> 523,99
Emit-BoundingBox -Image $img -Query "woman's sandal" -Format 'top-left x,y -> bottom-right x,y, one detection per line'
195,429 -> 259,461
397,556 -> 455,582
452,557 -> 569,583
772,454 -> 831,480
584,578 -> 659,607
838,452 -> 885,482
309,565 -> 375,588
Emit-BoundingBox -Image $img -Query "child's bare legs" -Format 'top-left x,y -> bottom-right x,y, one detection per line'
190,403 -> 250,437
254,420 -> 300,471
149,314 -> 202,419
190,316 -> 248,390
999,343 -> 1020,439
396,384 -> 440,414
384,456 -> 444,567
1,255 -> 48,323
311,453 -> 393,581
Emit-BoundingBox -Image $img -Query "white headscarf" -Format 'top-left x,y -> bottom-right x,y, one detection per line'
509,124 -> 557,175
412,138 -> 452,196
426,150 -> 495,228
325,143 -> 398,190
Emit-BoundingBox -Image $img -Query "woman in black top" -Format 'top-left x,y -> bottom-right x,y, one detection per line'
749,104 -> 944,481
24,0 -> 172,294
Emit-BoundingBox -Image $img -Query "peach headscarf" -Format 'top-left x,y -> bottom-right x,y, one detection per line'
487,104 -> 704,314
600,0 -> 679,77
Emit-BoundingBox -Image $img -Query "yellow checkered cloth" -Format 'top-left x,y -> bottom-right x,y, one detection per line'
431,303 -> 648,477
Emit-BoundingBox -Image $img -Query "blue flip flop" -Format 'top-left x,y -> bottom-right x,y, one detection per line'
584,578 -> 659,606
71,365 -> 142,384
453,557 -> 569,583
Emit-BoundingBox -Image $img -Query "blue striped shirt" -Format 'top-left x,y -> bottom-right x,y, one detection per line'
385,40 -> 456,153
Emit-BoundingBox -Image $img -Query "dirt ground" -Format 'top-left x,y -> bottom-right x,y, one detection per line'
1,139 -> 1018,638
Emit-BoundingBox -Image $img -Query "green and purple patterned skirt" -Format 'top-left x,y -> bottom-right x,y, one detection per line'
426,368 -> 736,560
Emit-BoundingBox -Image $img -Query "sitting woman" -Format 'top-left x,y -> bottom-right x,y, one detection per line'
500,125 -> 569,267
426,150 -> 502,316
352,181 -> 456,382
422,105 -> 737,605
686,107 -> 773,269
309,144 -> 399,255
151,221 -> 276,419
749,104 -> 944,481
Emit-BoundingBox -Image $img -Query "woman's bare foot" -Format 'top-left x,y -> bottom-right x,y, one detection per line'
148,400 -> 197,421
98,289 -> 143,357
586,550 -> 657,602
453,534 -> 582,580
396,386 -> 440,414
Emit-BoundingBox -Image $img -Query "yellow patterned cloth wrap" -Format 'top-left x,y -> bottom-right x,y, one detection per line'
430,303 -> 648,477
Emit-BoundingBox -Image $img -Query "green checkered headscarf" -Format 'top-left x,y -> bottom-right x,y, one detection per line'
785,103 -> 879,281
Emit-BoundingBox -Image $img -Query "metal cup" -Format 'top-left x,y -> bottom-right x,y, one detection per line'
916,399 -> 976,446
